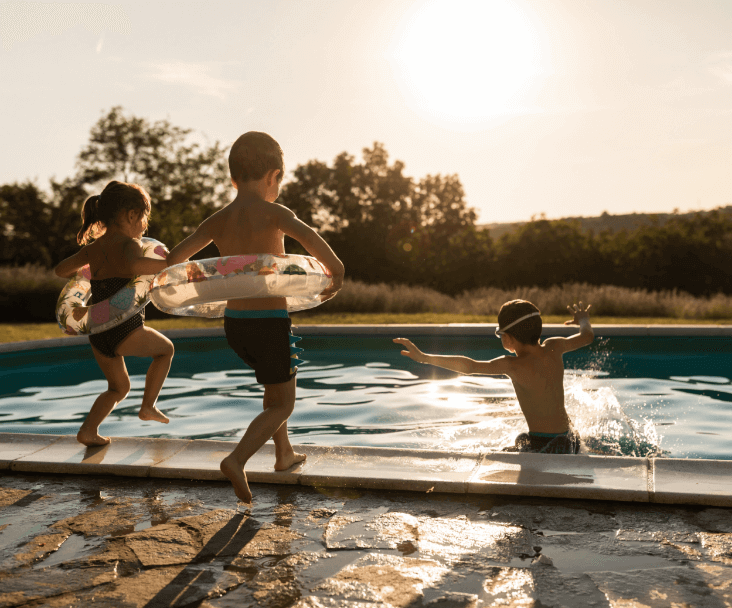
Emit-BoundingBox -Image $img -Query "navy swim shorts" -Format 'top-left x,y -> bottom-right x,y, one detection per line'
223,309 -> 303,385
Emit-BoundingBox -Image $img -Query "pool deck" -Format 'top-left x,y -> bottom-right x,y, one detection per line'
1,325 -> 731,508
2,433 -> 731,508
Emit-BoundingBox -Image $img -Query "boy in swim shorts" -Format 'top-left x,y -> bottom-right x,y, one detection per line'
394,300 -> 594,454
167,132 -> 344,503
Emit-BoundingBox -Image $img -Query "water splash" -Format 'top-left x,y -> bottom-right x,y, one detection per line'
565,371 -> 664,457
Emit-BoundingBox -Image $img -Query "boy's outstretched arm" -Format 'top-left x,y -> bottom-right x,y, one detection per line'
546,302 -> 594,354
166,218 -> 214,267
278,208 -> 344,302
393,338 -> 511,376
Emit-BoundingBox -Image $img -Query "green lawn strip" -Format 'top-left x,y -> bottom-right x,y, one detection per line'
3,315 -> 732,343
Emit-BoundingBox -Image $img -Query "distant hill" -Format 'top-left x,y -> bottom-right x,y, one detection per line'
479,206 -> 732,239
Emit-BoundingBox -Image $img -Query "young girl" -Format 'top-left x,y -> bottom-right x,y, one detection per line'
55,180 -> 174,446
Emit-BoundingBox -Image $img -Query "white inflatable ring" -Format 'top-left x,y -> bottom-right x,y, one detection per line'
56,237 -> 168,335
150,253 -> 332,316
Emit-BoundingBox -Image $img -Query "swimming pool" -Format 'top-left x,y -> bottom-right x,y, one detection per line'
1,327 -> 730,460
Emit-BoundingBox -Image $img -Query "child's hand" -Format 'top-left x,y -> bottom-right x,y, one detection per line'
565,302 -> 592,325
319,273 -> 344,303
393,338 -> 424,363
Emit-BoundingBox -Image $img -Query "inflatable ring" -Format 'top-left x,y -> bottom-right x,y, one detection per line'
150,253 -> 332,316
56,237 -> 168,335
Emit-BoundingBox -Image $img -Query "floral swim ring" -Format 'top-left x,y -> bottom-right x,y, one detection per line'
150,253 -> 332,317
56,237 -> 168,335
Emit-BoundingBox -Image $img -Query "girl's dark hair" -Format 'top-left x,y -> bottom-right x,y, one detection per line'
77,181 -> 152,244
497,299 -> 542,345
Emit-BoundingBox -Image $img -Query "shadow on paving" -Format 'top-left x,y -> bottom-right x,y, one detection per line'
143,512 -> 257,608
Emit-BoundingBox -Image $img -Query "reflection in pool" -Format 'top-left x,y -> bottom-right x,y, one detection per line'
1,335 -> 730,459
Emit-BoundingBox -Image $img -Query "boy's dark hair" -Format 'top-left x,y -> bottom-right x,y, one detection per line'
77,180 -> 151,245
228,131 -> 284,185
497,299 -> 542,345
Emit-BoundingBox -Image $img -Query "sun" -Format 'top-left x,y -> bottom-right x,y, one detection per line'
391,0 -> 543,125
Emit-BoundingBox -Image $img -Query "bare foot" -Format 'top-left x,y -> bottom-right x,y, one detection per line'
220,455 -> 252,504
77,429 -> 111,447
274,451 -> 307,471
139,405 -> 169,424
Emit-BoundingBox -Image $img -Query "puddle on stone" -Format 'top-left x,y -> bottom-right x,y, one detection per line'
33,534 -> 90,569
299,550 -> 364,582
0,521 -> 47,550
542,545 -> 674,573
537,529 -> 584,537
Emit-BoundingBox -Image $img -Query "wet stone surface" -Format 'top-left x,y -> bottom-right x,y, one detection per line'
0,472 -> 731,607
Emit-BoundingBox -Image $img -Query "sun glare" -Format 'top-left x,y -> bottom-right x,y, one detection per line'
391,0 -> 543,126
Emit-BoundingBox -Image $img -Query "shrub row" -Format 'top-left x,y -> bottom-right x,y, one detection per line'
4,266 -> 732,323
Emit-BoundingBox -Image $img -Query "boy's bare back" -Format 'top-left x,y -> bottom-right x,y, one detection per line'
500,339 -> 576,434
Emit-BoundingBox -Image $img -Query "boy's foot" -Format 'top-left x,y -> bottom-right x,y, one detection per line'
274,451 -> 307,471
139,406 -> 169,424
77,429 -> 111,447
220,455 -> 252,504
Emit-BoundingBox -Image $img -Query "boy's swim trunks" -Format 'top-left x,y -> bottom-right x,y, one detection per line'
508,427 -> 582,454
88,277 -> 144,358
223,309 -> 301,385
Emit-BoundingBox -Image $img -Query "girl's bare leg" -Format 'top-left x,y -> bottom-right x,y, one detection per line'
117,327 -> 174,424
77,347 -> 131,446
220,377 -> 299,503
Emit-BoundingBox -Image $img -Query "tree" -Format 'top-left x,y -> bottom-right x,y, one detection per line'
75,106 -> 230,248
278,142 -> 488,292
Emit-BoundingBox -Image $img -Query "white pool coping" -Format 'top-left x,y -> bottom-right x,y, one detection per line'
2,323 -> 731,353
1,433 -> 730,506
2,326 -> 730,506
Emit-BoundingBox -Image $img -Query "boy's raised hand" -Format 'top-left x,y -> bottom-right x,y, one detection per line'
565,302 -> 592,325
393,338 -> 424,363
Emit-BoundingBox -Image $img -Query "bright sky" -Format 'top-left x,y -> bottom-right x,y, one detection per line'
1,0 -> 730,223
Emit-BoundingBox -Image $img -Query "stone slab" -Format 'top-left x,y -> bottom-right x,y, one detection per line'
468,452 -> 650,502
11,435 -> 190,476
149,439 -> 329,484
300,446 -> 481,493
0,432 -> 62,469
651,457 -> 732,507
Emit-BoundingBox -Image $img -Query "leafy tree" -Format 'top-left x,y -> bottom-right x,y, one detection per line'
492,218 -> 594,288
278,142 -> 487,293
75,106 -> 230,249
0,178 -> 86,266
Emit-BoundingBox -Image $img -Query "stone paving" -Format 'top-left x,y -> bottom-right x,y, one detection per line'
1,472 -> 731,607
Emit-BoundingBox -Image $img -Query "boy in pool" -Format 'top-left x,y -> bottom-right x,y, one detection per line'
393,300 -> 594,454
167,131 -> 344,503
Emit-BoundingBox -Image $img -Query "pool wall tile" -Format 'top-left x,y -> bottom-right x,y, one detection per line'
3,324 -> 731,356
10,435 -> 190,477
0,433 -> 62,469
467,453 -> 650,502
300,446 -> 481,493
651,458 -> 732,507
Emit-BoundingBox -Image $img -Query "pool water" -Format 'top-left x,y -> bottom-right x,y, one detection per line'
1,335 -> 731,459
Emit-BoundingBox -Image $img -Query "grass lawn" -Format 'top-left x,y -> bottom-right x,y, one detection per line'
3,314 -> 732,343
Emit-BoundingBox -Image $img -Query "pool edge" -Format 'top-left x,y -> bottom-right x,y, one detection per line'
2,433 -> 730,507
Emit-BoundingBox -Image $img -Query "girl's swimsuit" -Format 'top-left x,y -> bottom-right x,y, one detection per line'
88,277 -> 144,358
